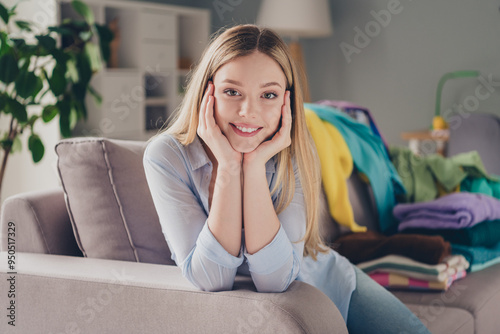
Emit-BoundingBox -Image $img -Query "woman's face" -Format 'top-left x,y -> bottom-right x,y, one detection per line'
212,52 -> 288,153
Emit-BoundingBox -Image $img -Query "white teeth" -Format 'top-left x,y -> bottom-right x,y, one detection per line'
235,125 -> 259,133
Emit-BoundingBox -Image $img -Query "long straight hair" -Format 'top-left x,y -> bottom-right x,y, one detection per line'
149,24 -> 328,260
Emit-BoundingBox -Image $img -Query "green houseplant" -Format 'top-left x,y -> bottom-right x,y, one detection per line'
0,0 -> 112,196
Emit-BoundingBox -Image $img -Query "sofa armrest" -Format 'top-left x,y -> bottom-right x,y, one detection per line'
0,252 -> 348,334
0,188 -> 81,256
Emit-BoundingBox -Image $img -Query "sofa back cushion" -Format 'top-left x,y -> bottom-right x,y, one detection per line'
318,170 -> 379,244
448,113 -> 500,175
55,137 -> 175,265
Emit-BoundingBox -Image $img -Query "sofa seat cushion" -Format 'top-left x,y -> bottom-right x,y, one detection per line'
55,137 -> 174,265
391,263 -> 500,334
405,303 -> 474,334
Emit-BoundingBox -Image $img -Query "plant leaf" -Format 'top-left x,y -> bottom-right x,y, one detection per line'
77,98 -> 87,120
72,82 -> 86,101
0,31 -> 11,56
0,53 -> 19,84
15,20 -> 32,32
79,30 -> 92,42
65,57 -> 79,83
71,0 -> 94,25
7,3 -> 17,17
0,3 -> 9,25
10,38 -> 25,49
49,63 -> 67,96
50,48 -> 69,64
69,101 -> 78,129
0,135 -> 12,151
27,114 -> 39,127
11,136 -> 22,153
28,134 -> 44,163
5,98 -> 28,123
35,35 -> 56,52
87,84 -> 102,105
94,24 -> 113,63
32,75 -> 43,100
14,70 -> 38,99
18,56 -> 30,71
76,52 -> 91,86
0,93 -> 6,111
47,26 -> 73,36
57,96 -> 71,138
42,105 -> 59,123
84,42 -> 102,73
42,105 -> 58,123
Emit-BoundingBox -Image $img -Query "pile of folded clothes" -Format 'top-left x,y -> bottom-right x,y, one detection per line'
333,231 -> 469,291
395,192 -> 500,273
357,254 -> 468,291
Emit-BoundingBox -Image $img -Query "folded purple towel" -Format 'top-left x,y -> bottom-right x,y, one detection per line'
395,193 -> 500,231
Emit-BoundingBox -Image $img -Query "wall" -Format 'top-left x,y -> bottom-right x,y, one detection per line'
303,0 -> 500,145
195,0 -> 500,146
4,0 -> 500,204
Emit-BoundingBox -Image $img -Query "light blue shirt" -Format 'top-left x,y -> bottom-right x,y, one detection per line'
143,133 -> 356,322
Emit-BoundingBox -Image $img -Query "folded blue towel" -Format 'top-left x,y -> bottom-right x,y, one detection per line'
395,192 -> 500,231
452,242 -> 500,272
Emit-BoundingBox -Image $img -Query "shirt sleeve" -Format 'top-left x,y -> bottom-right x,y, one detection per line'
143,137 -> 244,292
244,158 -> 306,292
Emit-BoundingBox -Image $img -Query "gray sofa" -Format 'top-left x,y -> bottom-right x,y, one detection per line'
1,136 -> 500,334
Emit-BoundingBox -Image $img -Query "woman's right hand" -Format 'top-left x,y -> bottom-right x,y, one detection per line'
197,81 -> 242,167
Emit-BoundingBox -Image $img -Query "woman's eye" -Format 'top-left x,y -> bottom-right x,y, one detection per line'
224,89 -> 240,96
262,92 -> 277,99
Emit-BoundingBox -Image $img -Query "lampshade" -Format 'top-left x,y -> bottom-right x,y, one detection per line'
256,0 -> 333,38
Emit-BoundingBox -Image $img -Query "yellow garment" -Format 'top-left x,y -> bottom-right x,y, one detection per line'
305,108 -> 367,232
358,172 -> 370,184
437,182 -> 460,197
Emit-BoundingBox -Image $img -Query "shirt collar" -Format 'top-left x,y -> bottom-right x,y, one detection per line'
186,135 -> 211,170
186,135 -> 276,173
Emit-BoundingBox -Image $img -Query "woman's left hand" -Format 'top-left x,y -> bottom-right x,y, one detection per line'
243,90 -> 292,167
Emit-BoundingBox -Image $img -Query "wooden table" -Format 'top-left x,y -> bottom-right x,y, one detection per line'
401,130 -> 450,156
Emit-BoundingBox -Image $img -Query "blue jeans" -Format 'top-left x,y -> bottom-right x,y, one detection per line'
346,266 -> 431,334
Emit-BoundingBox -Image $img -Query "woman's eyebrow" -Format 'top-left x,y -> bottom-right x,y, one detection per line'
260,81 -> 282,88
221,79 -> 282,88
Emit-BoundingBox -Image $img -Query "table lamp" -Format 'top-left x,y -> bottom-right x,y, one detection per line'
256,0 -> 333,102
433,70 -> 480,130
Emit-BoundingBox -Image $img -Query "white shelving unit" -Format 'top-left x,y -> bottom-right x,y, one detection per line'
57,0 -> 210,141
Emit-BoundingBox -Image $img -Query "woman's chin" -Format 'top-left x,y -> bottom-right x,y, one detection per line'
230,141 -> 259,154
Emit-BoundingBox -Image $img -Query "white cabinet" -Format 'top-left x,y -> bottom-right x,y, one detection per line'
59,0 -> 210,141
139,10 -> 177,41
141,43 -> 177,71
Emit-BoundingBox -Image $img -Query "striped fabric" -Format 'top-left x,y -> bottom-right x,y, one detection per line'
369,270 -> 467,291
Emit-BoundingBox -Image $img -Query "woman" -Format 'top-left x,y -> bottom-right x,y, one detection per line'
143,24 -> 430,333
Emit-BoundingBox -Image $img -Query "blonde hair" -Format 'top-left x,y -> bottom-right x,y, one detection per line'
149,24 -> 328,260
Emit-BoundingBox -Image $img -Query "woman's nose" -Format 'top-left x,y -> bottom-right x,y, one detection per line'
238,99 -> 258,118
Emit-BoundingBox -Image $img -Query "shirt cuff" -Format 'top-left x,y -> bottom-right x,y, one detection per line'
196,221 -> 244,269
244,225 -> 293,275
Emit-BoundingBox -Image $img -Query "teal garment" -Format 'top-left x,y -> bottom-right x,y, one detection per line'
452,242 -> 500,272
402,220 -> 500,248
461,175 -> 500,199
304,103 -> 406,234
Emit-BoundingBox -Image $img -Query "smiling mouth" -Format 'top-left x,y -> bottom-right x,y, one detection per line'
230,123 -> 263,137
